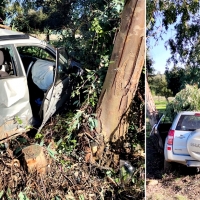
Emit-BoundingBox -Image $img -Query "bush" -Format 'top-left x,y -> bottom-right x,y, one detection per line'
166,84 -> 200,120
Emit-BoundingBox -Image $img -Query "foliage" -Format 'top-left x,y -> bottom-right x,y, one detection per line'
150,74 -> 173,100
147,0 -> 200,68
146,52 -> 155,76
7,0 -> 73,33
56,1 -> 122,69
165,65 -> 200,95
165,66 -> 185,95
0,0 -> 8,20
37,68 -> 105,157
8,0 -> 123,63
166,84 -> 200,120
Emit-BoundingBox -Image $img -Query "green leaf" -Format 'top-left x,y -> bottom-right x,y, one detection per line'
14,147 -> 22,154
56,139 -> 63,146
0,191 -> 4,198
55,196 -> 61,200
79,194 -> 85,200
18,192 -> 29,200
17,137 -> 27,144
47,147 -> 57,159
40,139 -> 44,147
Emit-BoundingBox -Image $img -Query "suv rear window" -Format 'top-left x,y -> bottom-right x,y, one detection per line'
176,115 -> 200,131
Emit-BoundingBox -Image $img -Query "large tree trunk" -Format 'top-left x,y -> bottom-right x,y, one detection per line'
96,0 -> 145,145
146,77 -> 159,127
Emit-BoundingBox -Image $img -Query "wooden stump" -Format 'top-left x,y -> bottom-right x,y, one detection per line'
22,144 -> 47,175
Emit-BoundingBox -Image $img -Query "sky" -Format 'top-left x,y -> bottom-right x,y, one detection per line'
149,24 -> 176,74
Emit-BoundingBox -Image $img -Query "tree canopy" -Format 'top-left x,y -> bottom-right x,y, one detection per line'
147,0 -> 200,68
166,84 -> 200,120
147,0 -> 200,95
149,74 -> 173,101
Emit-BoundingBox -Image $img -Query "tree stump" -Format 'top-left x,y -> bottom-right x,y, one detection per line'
22,144 -> 47,175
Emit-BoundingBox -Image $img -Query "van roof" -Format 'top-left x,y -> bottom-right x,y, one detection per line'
0,28 -> 29,40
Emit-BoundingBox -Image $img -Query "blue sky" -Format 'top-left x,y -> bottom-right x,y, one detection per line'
149,24 -> 176,74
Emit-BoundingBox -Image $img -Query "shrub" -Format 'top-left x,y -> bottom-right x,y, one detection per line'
166,84 -> 200,120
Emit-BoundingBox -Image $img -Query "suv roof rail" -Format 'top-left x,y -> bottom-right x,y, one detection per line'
0,34 -> 29,41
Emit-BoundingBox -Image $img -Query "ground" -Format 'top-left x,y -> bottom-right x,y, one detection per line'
146,135 -> 200,200
0,83 -> 145,199
0,116 -> 144,200
146,96 -> 200,200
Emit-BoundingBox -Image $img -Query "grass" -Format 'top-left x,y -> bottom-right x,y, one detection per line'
154,96 -> 174,114
155,100 -> 167,110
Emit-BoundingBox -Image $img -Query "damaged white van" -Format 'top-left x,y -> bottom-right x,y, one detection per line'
0,28 -> 82,141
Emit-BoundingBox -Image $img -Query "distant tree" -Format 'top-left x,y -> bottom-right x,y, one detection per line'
150,75 -> 173,102
8,0 -> 75,38
0,0 -> 8,21
166,84 -> 200,121
146,52 -> 155,76
165,65 -> 200,95
165,66 -> 185,96
147,0 -> 200,68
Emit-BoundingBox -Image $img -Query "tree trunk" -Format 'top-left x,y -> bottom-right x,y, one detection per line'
46,29 -> 50,42
96,0 -> 145,145
165,96 -> 169,103
146,77 -> 159,127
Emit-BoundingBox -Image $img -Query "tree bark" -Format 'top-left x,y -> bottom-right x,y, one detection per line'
96,0 -> 145,144
22,144 -> 47,175
146,77 -> 159,127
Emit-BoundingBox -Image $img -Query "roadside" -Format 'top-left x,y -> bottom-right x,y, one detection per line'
146,96 -> 200,200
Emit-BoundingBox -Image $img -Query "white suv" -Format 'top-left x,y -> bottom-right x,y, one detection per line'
164,111 -> 200,168
0,28 -> 82,141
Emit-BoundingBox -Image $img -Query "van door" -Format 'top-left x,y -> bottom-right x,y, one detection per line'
173,114 -> 199,155
38,48 -> 72,132
0,45 -> 33,141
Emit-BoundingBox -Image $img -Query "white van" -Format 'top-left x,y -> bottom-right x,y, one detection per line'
0,28 -> 82,141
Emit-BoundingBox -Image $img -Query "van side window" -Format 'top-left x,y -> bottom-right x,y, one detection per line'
0,45 -> 17,78
17,46 -> 55,62
17,46 -> 55,73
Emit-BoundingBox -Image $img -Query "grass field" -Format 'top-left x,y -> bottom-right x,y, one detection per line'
154,96 -> 174,113
155,100 -> 167,113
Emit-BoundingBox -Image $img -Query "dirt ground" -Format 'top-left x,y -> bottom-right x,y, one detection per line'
0,129 -> 144,200
146,136 -> 200,200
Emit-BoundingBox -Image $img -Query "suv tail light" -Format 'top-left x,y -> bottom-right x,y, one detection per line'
167,130 -> 175,145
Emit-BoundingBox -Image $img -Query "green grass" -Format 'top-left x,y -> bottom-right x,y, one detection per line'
155,99 -> 167,114
154,96 -> 173,122
155,100 -> 167,109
